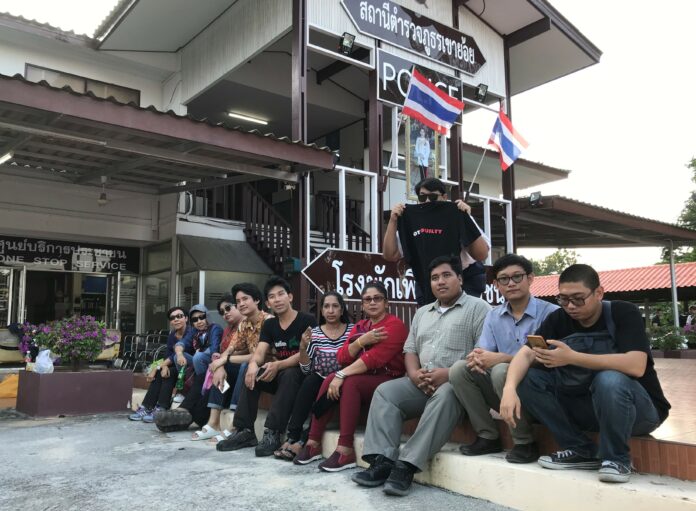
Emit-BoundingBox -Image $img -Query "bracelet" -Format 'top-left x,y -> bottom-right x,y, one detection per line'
357,338 -> 364,349
335,370 -> 346,380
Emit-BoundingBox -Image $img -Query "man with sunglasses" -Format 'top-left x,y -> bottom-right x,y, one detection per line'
449,254 -> 557,463
383,178 -> 489,305
500,264 -> 670,483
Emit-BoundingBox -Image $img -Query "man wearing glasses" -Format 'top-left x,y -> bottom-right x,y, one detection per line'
449,254 -> 558,464
500,264 -> 670,483
352,255 -> 490,496
382,178 -> 489,305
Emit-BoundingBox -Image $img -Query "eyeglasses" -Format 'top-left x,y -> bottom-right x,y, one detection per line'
362,295 -> 386,304
555,291 -> 595,307
496,273 -> 527,286
169,313 -> 185,321
418,193 -> 442,203
191,315 -> 207,323
219,304 -> 235,315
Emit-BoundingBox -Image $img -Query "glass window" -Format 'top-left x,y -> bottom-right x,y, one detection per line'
142,271 -> 170,331
119,275 -> 138,335
145,242 -> 171,274
178,271 -> 199,313
204,271 -> 271,325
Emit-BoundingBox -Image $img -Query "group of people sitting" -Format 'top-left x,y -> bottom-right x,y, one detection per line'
129,252 -> 670,493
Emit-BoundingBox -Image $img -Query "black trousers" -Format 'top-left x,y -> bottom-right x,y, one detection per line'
179,371 -> 211,428
286,372 -> 324,442
142,369 -> 177,410
233,366 -> 305,432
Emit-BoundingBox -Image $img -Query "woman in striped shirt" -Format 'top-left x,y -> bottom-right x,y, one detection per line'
273,291 -> 353,461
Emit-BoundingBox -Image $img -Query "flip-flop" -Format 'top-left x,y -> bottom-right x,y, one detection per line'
274,441 -> 292,459
191,424 -> 219,441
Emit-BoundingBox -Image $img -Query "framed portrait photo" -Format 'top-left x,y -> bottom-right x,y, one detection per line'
405,117 -> 439,201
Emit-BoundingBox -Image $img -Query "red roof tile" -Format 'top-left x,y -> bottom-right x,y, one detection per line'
531,262 -> 696,298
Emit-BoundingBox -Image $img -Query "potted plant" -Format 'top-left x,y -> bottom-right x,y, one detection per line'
651,329 -> 686,359
16,315 -> 132,417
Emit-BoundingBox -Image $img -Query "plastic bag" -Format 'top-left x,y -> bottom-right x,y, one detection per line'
34,349 -> 54,374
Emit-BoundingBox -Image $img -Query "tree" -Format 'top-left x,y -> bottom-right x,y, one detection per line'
661,157 -> 696,263
530,249 -> 578,276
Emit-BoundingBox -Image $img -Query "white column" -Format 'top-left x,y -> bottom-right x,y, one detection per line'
338,168 -> 347,249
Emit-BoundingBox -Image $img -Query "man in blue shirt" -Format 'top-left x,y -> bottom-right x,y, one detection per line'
449,254 -> 558,463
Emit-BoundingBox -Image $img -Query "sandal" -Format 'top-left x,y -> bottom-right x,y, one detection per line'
191,424 -> 220,441
274,441 -> 292,459
209,429 -> 234,444
280,441 -> 304,461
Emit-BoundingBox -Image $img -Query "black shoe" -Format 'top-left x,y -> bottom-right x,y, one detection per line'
351,455 -> 394,487
383,461 -> 415,496
459,436 -> 503,456
216,428 -> 258,452
538,450 -> 601,470
255,429 -> 282,457
505,442 -> 539,464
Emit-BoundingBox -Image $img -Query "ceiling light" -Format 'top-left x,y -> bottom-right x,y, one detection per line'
227,112 -> 268,125
98,175 -> 109,206
0,151 -> 13,165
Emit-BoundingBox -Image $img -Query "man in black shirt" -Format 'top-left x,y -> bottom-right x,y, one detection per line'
500,264 -> 669,483
217,276 -> 316,456
383,178 -> 489,305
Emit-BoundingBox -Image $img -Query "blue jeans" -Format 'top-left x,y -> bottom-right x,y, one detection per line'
207,362 -> 247,410
192,349 -> 212,375
518,368 -> 661,465
172,352 -> 194,371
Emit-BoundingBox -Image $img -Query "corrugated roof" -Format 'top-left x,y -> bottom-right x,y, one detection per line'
0,73 -> 333,154
0,11 -> 96,40
531,262 -> 696,298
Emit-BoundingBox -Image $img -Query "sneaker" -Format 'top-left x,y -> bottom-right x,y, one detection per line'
598,460 -> 632,483
459,436 -> 503,456
318,450 -> 357,472
294,443 -> 323,465
383,461 -> 415,496
216,428 -> 258,452
142,405 -> 164,423
538,449 -> 601,470
128,406 -> 149,421
505,442 -> 539,464
255,429 -> 282,457
352,455 -> 395,487
172,394 -> 184,403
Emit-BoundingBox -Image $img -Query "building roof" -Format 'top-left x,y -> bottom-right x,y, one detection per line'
0,73 -> 335,194
531,262 -> 696,299
0,11 -> 95,42
479,195 -> 696,249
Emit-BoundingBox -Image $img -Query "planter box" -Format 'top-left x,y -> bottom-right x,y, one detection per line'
651,349 -> 696,359
16,369 -> 133,417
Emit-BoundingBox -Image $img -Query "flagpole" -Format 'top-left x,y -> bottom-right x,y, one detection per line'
464,148 -> 487,201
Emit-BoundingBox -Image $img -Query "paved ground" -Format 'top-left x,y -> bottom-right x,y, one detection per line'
0,412 -> 514,511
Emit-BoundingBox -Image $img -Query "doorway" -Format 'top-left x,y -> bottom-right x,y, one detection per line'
25,271 -> 109,324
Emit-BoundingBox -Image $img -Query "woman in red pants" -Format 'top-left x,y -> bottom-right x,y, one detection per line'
294,281 -> 408,471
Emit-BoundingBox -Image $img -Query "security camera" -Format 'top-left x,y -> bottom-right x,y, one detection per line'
284,182 -> 296,191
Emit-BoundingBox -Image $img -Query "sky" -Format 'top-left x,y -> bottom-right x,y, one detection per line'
0,0 -> 694,271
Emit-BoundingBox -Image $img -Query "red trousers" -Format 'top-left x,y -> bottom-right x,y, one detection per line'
308,372 -> 393,448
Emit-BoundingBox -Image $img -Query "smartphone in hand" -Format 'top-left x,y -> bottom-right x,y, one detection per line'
526,335 -> 548,349
255,366 -> 267,381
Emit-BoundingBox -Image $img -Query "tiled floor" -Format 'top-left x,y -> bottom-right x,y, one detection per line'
652,359 -> 696,444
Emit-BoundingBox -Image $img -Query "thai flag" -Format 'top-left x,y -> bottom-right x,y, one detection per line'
402,69 -> 464,135
488,109 -> 529,171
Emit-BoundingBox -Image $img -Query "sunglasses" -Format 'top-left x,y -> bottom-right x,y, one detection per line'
418,193 -> 442,203
362,295 -> 386,304
219,304 -> 235,315
169,313 -> 185,321
191,315 -> 207,323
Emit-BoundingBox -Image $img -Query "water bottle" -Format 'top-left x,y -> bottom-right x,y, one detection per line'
176,367 -> 185,390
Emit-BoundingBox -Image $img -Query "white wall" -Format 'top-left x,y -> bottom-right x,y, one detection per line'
0,174 -> 159,245
181,0 -> 292,103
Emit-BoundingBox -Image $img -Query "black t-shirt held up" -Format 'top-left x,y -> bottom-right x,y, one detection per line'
397,201 -> 481,303
536,300 -> 671,422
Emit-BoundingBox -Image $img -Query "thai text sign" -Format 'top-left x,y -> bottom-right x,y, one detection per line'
342,0 -> 486,75
0,235 -> 139,273
302,249 -> 417,303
